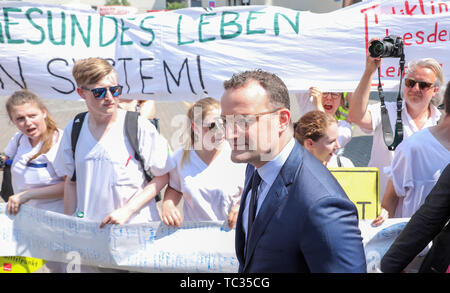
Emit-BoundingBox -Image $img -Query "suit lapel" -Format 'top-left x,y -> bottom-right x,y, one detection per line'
235,164 -> 255,266
243,141 -> 303,272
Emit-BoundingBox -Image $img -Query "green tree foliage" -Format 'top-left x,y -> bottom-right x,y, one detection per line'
167,1 -> 187,10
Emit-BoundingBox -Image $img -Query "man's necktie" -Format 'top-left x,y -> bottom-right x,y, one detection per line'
247,170 -> 262,236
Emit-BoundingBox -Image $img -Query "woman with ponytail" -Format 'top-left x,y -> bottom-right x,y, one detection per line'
3,89 -> 64,216
161,97 -> 246,228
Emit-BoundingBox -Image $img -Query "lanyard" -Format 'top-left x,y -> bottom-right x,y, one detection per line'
377,54 -> 405,151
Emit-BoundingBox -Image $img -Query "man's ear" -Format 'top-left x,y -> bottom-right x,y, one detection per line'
304,138 -> 315,151
77,87 -> 87,100
278,108 -> 291,133
433,85 -> 440,97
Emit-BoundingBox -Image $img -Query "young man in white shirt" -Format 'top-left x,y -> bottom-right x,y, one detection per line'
54,58 -> 174,227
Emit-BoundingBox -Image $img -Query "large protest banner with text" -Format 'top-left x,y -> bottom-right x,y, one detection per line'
1,0 -> 449,101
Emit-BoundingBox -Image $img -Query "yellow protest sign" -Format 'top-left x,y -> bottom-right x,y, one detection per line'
0,256 -> 46,273
329,167 -> 380,220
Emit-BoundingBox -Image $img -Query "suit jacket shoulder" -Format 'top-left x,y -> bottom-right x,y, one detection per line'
238,140 -> 366,273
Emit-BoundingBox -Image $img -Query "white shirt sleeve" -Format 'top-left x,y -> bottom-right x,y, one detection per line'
294,92 -> 316,118
4,132 -> 24,158
53,120 -> 75,178
361,102 -> 381,134
138,117 -> 176,176
168,148 -> 183,192
337,120 -> 353,148
388,144 -> 414,198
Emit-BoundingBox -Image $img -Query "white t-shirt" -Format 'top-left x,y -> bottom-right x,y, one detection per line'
54,109 -> 175,222
362,101 -> 441,200
4,130 -> 64,213
327,154 -> 355,168
295,92 -> 353,148
169,143 -> 246,222
385,128 -> 450,218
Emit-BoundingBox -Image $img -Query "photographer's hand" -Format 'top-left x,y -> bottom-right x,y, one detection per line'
365,38 -> 382,74
347,38 -> 381,130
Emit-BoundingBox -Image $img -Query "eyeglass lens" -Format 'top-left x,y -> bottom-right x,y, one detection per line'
91,86 -> 123,99
405,79 -> 433,90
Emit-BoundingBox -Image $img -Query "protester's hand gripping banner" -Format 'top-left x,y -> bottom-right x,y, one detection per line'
0,0 -> 449,101
0,204 -> 425,273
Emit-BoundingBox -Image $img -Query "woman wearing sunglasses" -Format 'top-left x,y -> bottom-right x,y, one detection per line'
2,89 -> 65,272
161,97 -> 246,229
348,41 -> 444,201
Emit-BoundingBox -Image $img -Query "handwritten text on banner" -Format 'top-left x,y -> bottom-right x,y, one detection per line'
0,0 -> 449,101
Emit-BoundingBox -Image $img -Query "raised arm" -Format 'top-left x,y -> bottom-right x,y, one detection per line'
347,41 -> 382,130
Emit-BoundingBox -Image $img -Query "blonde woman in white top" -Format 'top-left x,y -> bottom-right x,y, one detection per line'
3,90 -> 65,273
162,97 -> 245,228
3,90 -> 64,215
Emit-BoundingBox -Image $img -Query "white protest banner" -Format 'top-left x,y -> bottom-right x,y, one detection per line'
359,218 -> 426,273
0,204 -> 238,273
0,0 -> 449,102
0,203 -> 426,273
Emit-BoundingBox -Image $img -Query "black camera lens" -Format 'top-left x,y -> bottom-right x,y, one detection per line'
369,40 -> 385,58
368,36 -> 404,58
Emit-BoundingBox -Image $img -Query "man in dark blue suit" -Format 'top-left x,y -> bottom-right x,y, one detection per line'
220,69 -> 366,273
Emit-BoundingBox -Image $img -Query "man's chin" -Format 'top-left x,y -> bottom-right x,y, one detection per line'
230,150 -> 252,164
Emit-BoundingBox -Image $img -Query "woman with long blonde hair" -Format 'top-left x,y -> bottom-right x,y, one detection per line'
3,89 -> 64,215
161,97 -> 246,228
2,89 -> 65,273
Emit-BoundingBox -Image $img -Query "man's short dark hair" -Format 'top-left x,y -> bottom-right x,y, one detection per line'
223,69 -> 290,110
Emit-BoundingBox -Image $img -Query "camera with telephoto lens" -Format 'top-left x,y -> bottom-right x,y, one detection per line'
368,35 -> 404,58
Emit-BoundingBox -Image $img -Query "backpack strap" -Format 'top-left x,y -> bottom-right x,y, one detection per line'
149,118 -> 160,133
124,111 -> 161,202
70,112 -> 88,182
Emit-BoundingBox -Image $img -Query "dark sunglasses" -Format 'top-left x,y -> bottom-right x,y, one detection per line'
405,78 -> 434,90
81,85 -> 123,99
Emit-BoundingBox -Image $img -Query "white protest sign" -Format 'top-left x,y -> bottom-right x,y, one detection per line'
0,203 -> 426,273
0,0 -> 449,101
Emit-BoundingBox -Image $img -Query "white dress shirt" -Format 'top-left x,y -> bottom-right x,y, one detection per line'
242,138 -> 296,240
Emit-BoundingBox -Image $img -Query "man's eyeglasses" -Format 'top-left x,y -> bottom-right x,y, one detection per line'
323,92 -> 341,99
81,85 -> 123,99
220,108 -> 283,130
405,78 -> 434,90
